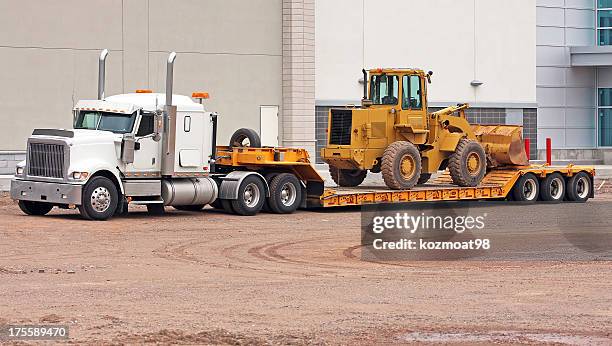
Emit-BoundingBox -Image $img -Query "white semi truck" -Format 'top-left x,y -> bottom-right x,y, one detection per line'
11,50 -> 314,220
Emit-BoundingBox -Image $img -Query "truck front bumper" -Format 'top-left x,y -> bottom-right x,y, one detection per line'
10,179 -> 82,205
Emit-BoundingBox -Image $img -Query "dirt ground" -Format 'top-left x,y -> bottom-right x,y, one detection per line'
0,191 -> 611,345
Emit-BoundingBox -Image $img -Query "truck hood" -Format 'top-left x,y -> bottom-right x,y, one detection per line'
30,128 -> 123,145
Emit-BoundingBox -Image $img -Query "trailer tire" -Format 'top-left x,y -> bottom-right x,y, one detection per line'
512,173 -> 539,202
173,205 -> 205,212
18,201 -> 53,216
539,173 -> 566,203
329,167 -> 367,187
78,176 -> 119,221
229,128 -> 261,148
566,172 -> 591,203
449,139 -> 487,187
417,173 -> 432,185
268,173 -> 302,214
231,175 -> 266,216
146,204 -> 165,216
382,141 -> 421,190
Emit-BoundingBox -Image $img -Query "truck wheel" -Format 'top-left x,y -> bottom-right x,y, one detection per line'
512,173 -> 539,202
566,172 -> 591,203
210,199 -> 224,210
173,205 -> 205,212
146,203 -> 165,215
382,141 -> 421,190
229,128 -> 261,148
221,199 -> 235,214
540,173 -> 565,203
449,139 -> 487,187
268,173 -> 302,214
18,201 -> 53,216
262,173 -> 279,212
417,173 -> 432,185
329,167 -> 367,187
231,175 -> 266,216
78,176 -> 118,221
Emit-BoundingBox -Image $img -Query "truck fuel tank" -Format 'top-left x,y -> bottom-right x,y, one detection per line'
161,177 -> 218,206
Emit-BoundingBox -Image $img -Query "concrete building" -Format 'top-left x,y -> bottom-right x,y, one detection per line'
0,0 -> 315,174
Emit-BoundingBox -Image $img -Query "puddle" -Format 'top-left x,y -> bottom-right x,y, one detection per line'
401,331 -> 611,345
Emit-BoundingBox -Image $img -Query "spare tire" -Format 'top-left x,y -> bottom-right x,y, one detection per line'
229,128 -> 261,148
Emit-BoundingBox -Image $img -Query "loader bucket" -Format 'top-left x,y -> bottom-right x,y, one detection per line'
471,125 -> 529,167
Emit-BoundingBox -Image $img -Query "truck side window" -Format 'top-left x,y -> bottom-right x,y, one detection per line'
136,113 -> 155,137
402,75 -> 423,110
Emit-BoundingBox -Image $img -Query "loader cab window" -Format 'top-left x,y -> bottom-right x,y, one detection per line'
136,112 -> 155,137
370,74 -> 399,105
402,75 -> 423,110
74,111 -> 136,134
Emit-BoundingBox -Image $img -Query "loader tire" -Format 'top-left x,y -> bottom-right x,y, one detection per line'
329,167 -> 367,187
449,139 -> 487,187
417,173 -> 432,185
381,141 -> 421,190
229,128 -> 261,148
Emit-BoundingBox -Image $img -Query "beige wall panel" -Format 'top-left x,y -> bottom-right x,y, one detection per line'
0,48 -> 123,150
148,0 -> 282,55
0,0 -> 122,49
148,52 -> 282,144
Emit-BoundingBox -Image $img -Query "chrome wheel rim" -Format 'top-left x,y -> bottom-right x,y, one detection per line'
91,186 -> 111,213
550,177 -> 564,200
524,179 -> 537,200
577,177 -> 589,199
243,183 -> 260,208
280,182 -> 297,207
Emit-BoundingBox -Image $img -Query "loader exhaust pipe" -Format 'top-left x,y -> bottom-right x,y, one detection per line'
166,52 -> 177,106
362,69 -> 368,100
98,49 -> 109,100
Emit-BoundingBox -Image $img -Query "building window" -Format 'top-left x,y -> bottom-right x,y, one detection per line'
598,1 -> 612,45
598,89 -> 612,146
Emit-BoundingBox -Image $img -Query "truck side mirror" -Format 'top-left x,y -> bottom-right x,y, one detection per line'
121,133 -> 136,164
153,113 -> 163,142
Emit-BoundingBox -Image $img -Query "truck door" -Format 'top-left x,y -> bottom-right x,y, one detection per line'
399,75 -> 427,143
128,112 -> 161,172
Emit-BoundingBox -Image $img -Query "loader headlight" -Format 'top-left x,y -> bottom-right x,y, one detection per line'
70,171 -> 89,181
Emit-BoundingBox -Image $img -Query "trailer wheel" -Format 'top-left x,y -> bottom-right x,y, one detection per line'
78,176 -> 119,220
329,167 -> 367,187
540,173 -> 566,203
146,203 -> 165,216
173,205 -> 205,212
18,201 -> 53,216
417,173 -> 432,185
231,175 -> 266,216
382,141 -> 421,190
229,128 -> 261,148
566,172 -> 591,203
512,173 -> 539,202
268,173 -> 302,214
449,139 -> 487,187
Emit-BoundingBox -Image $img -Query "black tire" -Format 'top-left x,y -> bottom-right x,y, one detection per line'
229,128 -> 261,148
268,173 -> 302,214
173,205 -> 205,212
329,167 -> 367,187
262,173 -> 280,212
146,203 -> 165,216
210,199 -> 224,210
512,173 -> 539,202
566,172 -> 592,203
231,175 -> 266,216
221,199 -> 235,214
381,141 -> 421,190
18,201 -> 53,216
78,176 -> 119,221
115,199 -> 129,217
539,173 -> 566,203
449,139 -> 487,187
417,173 -> 432,185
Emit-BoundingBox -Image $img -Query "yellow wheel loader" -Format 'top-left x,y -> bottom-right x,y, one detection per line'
321,68 -> 529,190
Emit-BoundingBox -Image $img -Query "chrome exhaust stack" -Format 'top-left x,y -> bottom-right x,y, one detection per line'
162,52 -> 178,176
98,49 -> 109,100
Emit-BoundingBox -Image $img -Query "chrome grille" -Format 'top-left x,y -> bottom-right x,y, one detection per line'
27,143 -> 65,178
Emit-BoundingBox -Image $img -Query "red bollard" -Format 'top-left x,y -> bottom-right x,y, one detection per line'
524,138 -> 530,161
546,138 -> 552,166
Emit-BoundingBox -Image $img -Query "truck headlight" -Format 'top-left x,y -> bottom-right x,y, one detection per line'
16,166 -> 24,176
70,171 -> 89,181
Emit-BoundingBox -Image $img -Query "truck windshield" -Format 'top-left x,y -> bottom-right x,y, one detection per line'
74,111 -> 136,134
370,74 -> 399,105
